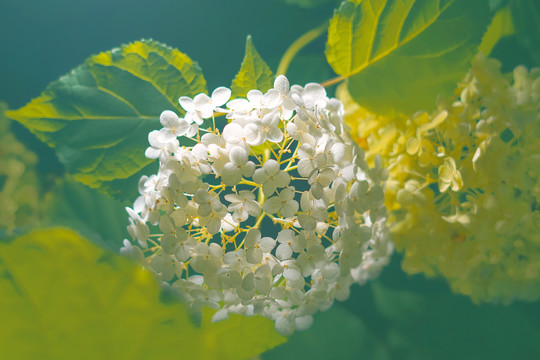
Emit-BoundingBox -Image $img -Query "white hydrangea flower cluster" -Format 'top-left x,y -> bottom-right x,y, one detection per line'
121,75 -> 393,335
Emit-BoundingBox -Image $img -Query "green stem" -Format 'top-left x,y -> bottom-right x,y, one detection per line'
276,21 -> 329,76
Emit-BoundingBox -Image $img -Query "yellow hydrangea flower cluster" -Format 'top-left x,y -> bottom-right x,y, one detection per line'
340,55 -> 540,304
0,102 -> 41,234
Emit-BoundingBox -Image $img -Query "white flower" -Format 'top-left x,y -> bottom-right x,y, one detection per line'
190,242 -> 223,274
157,110 -> 190,141
222,122 -> 261,147
125,75 -> 391,335
263,186 -> 299,218
126,207 -> 149,248
244,229 -> 276,264
179,87 -> 231,125
252,159 -> 291,196
258,112 -> 283,143
119,239 -> 144,263
221,146 -> 256,186
275,229 -> 303,260
224,190 -> 260,222
145,130 -> 179,162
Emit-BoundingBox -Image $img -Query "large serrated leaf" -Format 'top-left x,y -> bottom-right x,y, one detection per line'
231,35 -> 274,98
0,228 -> 285,360
6,40 -> 207,200
326,0 -> 489,115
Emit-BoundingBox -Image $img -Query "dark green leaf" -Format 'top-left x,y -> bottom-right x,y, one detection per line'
41,177 -> 129,250
6,39 -> 207,200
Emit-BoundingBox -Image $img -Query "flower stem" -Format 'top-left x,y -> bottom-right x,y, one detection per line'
276,21 -> 328,76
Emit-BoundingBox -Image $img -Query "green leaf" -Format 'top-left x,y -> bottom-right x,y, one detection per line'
6,39 -> 207,200
326,0 -> 490,115
479,6 -> 515,56
231,35 -> 274,98
0,228 -> 285,360
41,177 -> 129,250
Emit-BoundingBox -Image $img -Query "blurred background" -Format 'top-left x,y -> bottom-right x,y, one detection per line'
1,0 -> 539,359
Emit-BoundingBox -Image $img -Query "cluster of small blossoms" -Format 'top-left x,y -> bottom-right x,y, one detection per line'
0,102 -> 40,234
340,54 -> 540,304
120,75 -> 393,335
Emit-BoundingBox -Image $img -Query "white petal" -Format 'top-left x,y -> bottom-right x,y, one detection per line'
295,316 -> 313,331
252,168 -> 268,184
244,123 -> 262,145
222,123 -> 243,144
247,248 -> 263,264
145,147 -> 161,159
277,229 -> 295,244
211,87 -> 231,106
263,196 -> 281,214
263,89 -> 280,108
263,159 -> 279,175
178,96 -> 195,112
304,83 -> 326,100
211,308 -> 229,322
276,243 -> 293,260
274,75 -> 290,94
160,110 -> 179,128
262,182 -> 277,197
259,237 -> 276,253
298,213 -> 316,231
229,146 -> 248,165
284,267 -> 302,282
245,229 -> 261,248
266,127 -> 283,143
247,89 -> 263,105
274,171 -> 291,188
281,200 -> 299,218
275,317 -> 295,336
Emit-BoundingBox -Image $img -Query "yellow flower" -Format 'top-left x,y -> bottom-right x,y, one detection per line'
340,54 -> 540,304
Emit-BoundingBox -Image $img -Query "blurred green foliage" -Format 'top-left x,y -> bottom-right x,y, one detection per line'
0,0 -> 539,359
0,228 -> 285,360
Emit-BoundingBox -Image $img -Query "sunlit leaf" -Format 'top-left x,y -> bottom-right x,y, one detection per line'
6,39 -> 207,200
231,35 -> 274,98
326,0 -> 490,115
0,228 -> 285,360
479,6 -> 515,56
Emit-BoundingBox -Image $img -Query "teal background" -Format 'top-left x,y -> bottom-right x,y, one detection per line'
1,0 -> 539,359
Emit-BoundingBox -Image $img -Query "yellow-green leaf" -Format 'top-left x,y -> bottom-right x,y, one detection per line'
6,40 -> 207,200
231,35 -> 274,98
326,0 -> 490,115
0,228 -> 285,360
479,7 -> 515,56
